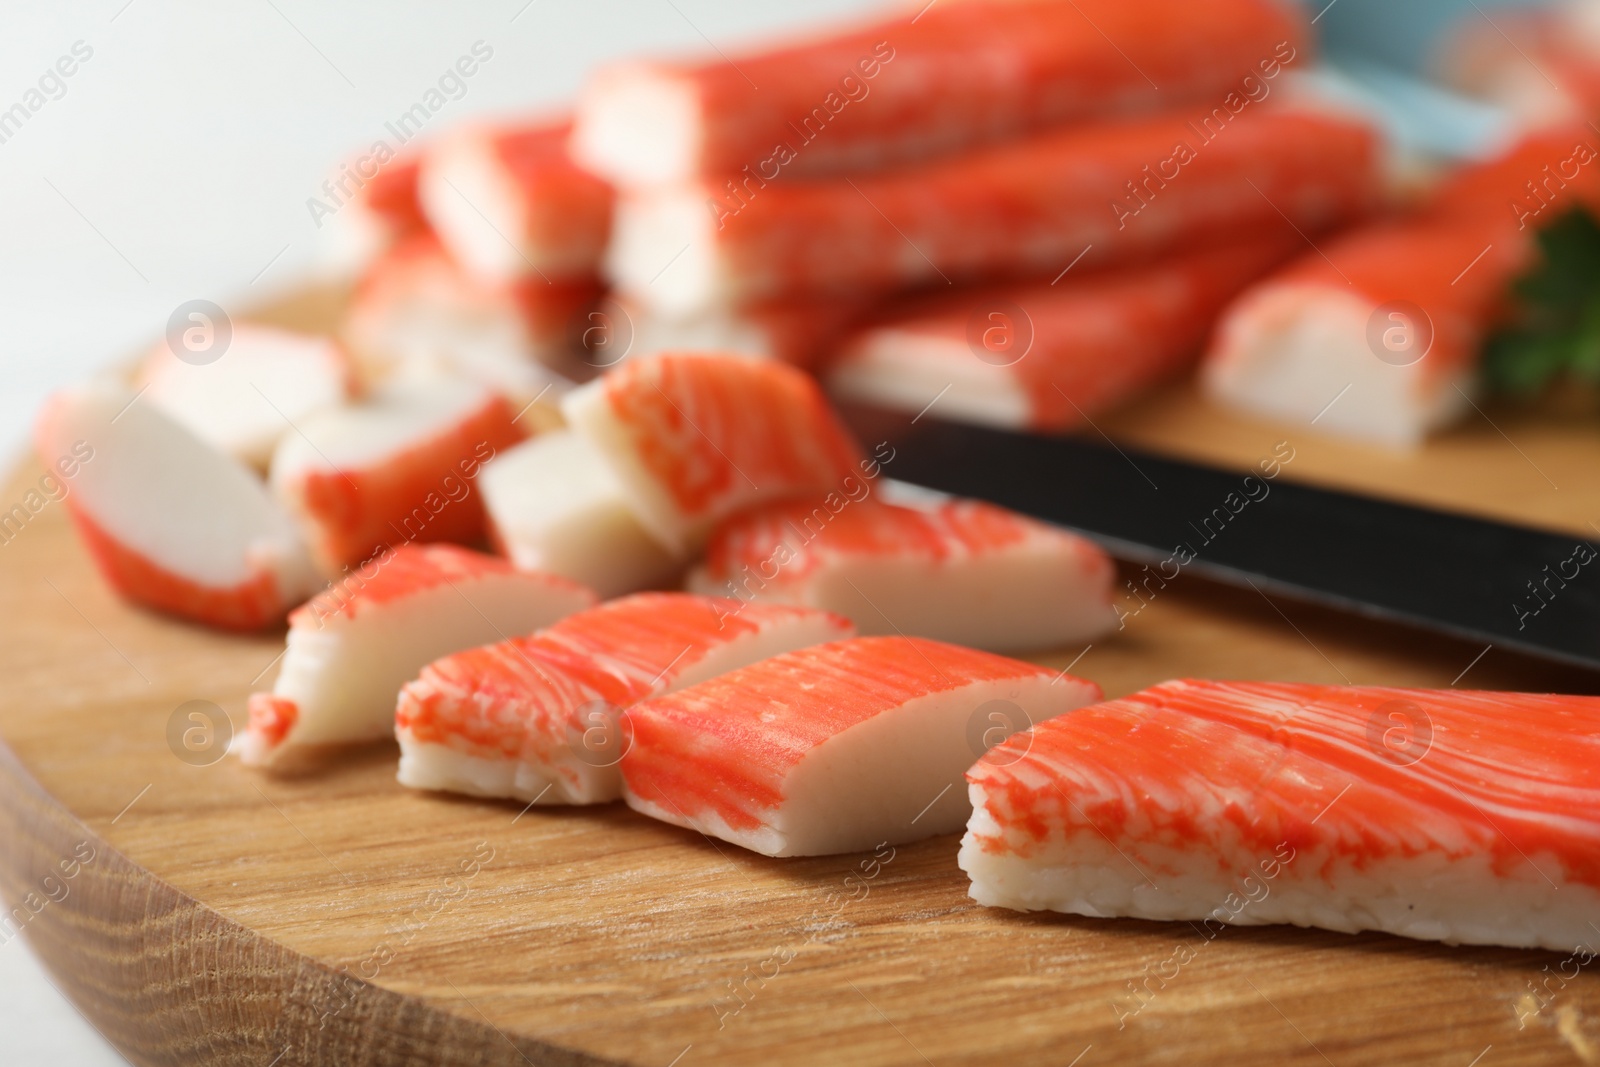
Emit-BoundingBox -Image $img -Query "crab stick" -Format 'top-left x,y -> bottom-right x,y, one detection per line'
562,352 -> 867,552
396,593 -> 852,804
622,636 -> 1101,856
614,292 -> 870,371
313,153 -> 429,279
609,105 -> 1379,316
1436,5 -> 1600,131
481,431 -> 682,599
828,234 -> 1302,432
419,120 -> 613,283
241,544 -> 594,767
688,496 -> 1116,652
34,381 -> 320,631
572,0 -> 1308,187
139,325 -> 352,470
341,233 -> 595,414
269,380 -> 524,573
962,679 -> 1600,952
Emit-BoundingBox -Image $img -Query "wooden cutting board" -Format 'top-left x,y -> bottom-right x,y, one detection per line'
4,294 -> 1600,1066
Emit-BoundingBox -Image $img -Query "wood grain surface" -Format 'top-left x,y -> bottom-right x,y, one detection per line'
3,301 -> 1600,1066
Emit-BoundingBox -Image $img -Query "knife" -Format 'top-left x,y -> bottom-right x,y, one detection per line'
841,404 -> 1600,672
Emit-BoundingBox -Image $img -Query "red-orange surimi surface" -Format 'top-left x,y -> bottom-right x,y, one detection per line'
587,0 -> 1307,180
287,543 -> 593,627
488,121 -> 614,269
621,636 -> 1090,834
701,496 -> 1095,590
968,679 -> 1600,890
396,593 -> 849,760
696,106 -> 1377,303
290,393 -> 524,571
64,504 -> 291,632
594,352 -> 864,519
361,156 -> 426,235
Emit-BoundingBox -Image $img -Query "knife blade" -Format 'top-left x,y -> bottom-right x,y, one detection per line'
840,404 -> 1600,672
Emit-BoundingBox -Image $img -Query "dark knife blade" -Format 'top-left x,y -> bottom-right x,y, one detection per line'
840,404 -> 1600,672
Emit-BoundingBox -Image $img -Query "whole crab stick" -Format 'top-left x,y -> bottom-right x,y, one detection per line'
139,324 -> 352,470
241,544 -> 595,768
1202,129 -> 1600,446
34,381 -> 320,631
688,496 -> 1117,652
828,234 -> 1302,432
419,119 -> 613,283
621,636 -> 1102,857
572,0 -> 1308,187
562,352 -> 867,552
269,380 -> 525,573
396,593 -> 852,805
962,679 -> 1600,952
480,431 -> 683,599
608,105 -> 1379,316
341,233 -> 594,415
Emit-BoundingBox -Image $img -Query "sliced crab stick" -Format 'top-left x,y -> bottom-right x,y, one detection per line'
1436,6 -> 1600,131
313,152 -> 429,279
562,352 -> 866,552
481,431 -> 682,599
139,324 -> 351,470
419,119 -> 613,283
269,380 -> 524,573
608,105 -> 1378,315
241,544 -> 595,768
341,233 -> 595,413
34,381 -> 320,631
688,496 -> 1116,652
961,679 -> 1600,952
615,292 -> 870,371
396,593 -> 852,804
622,636 -> 1102,856
828,235 -> 1301,432
572,0 -> 1308,187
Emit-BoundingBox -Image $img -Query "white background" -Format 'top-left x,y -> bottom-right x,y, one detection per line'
0,3 -> 878,1062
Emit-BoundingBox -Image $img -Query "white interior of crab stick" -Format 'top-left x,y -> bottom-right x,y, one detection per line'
241,544 -> 596,767
827,331 -> 1030,430
34,380 -> 320,630
418,131 -> 530,283
604,188 -> 722,317
396,595 -> 854,805
480,431 -> 681,599
141,324 -> 350,469
1202,284 -> 1471,448
570,65 -> 701,188
621,636 -> 1102,857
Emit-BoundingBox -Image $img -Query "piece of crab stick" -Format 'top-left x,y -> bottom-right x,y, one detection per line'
687,496 -> 1116,652
269,380 -> 524,573
562,352 -> 867,552
313,153 -> 429,280
1436,5 -> 1600,131
138,324 -> 352,470
396,593 -> 852,804
572,0 -> 1308,187
419,120 -> 613,283
34,381 -> 320,631
341,233 -> 595,413
481,431 -> 682,598
608,105 -> 1378,316
613,292 -> 870,371
241,544 -> 595,768
621,636 -> 1101,857
828,235 -> 1301,432
962,679 -> 1600,952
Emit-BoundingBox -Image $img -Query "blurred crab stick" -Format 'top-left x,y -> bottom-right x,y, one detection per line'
572,0 -> 1308,187
314,152 -> 429,279
396,593 -> 852,804
961,679 -> 1600,952
688,496 -> 1117,652
481,431 -> 683,599
34,382 -> 320,631
419,119 -> 613,283
241,544 -> 595,768
621,636 -> 1102,857
1203,130 -> 1600,447
341,233 -> 594,411
1436,5 -> 1600,132
828,234 -> 1302,432
613,292 -> 870,371
608,106 -> 1379,316
269,380 -> 525,573
563,352 -> 869,552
